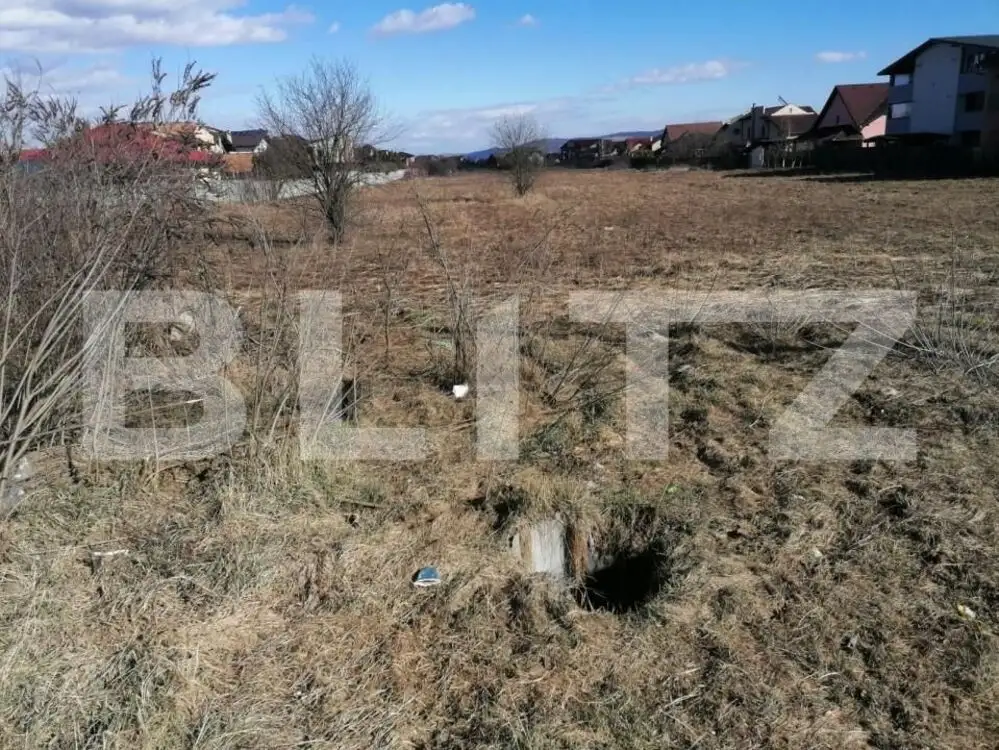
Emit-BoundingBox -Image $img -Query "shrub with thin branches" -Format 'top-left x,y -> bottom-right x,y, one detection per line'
0,60 -> 216,510
491,113 -> 546,196
257,57 -> 389,243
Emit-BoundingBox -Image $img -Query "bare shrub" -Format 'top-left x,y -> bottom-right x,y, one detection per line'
0,60 -> 215,508
416,196 -> 477,384
257,58 -> 387,243
490,113 -> 546,196
892,254 -> 999,383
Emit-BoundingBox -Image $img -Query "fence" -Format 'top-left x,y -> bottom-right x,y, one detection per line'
199,170 -> 408,204
757,142 -> 999,178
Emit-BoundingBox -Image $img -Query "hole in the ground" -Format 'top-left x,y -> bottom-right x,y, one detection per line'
575,544 -> 666,613
338,379 -> 360,423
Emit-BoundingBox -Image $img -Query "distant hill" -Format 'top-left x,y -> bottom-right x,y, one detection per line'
463,129 -> 663,160
464,137 -> 568,162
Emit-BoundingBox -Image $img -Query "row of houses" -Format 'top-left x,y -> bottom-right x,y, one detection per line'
15,120 -> 414,176
557,34 -> 999,166
556,103 -> 824,165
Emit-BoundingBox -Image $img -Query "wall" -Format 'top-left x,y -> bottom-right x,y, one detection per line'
815,93 -> 853,131
911,43 -> 961,134
199,169 -> 407,203
767,104 -> 811,116
861,115 -> 887,141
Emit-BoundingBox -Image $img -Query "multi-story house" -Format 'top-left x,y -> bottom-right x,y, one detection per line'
559,138 -> 614,163
718,104 -> 816,148
878,35 -> 999,146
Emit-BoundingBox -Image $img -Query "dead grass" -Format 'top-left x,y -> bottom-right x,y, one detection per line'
2,169 -> 999,748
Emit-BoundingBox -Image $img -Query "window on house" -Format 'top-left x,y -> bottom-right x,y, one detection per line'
964,91 -> 986,112
892,73 -> 911,86
961,50 -> 987,74
960,130 -> 981,147
834,115 -> 841,124
890,102 -> 912,119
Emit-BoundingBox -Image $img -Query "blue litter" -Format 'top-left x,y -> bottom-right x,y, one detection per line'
413,567 -> 441,588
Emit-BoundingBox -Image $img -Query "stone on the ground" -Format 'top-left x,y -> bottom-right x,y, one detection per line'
511,517 -> 569,580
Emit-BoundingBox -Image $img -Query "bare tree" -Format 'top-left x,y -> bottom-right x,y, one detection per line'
256,58 -> 385,243
490,113 -> 545,196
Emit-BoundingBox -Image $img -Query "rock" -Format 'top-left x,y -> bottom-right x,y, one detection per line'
511,517 -> 568,580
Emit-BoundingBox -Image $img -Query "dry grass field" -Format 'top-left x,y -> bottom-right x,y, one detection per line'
2,168 -> 999,749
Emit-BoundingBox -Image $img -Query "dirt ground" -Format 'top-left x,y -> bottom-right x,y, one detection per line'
2,168 -> 998,749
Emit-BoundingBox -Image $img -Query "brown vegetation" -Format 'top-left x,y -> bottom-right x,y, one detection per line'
2,167 -> 999,748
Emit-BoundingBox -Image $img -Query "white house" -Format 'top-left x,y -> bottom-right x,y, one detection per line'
150,122 -> 230,154
878,35 -> 999,146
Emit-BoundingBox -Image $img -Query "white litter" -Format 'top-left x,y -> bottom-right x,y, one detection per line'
956,604 -> 977,621
452,384 -> 469,400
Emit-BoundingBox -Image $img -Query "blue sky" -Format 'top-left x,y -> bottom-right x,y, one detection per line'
1,0 -> 997,153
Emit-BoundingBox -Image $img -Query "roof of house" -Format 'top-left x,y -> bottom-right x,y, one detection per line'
769,105 -> 816,115
724,105 -> 816,125
807,83 -> 889,136
878,35 -> 999,75
561,138 -> 605,149
664,121 -> 723,140
53,123 -> 221,165
18,148 -> 49,162
148,121 -> 224,140
230,129 -> 268,150
265,134 -> 309,150
766,112 -> 817,137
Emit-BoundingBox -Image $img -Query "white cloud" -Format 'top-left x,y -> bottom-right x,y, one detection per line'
1,61 -> 131,95
627,60 -> 738,86
372,3 -> 475,36
328,21 -> 340,33
0,0 -> 314,52
815,50 -> 867,63
516,14 -> 538,26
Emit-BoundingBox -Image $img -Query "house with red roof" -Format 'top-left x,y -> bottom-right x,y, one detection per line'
801,84 -> 889,146
16,122 -> 223,174
660,121 -> 724,155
